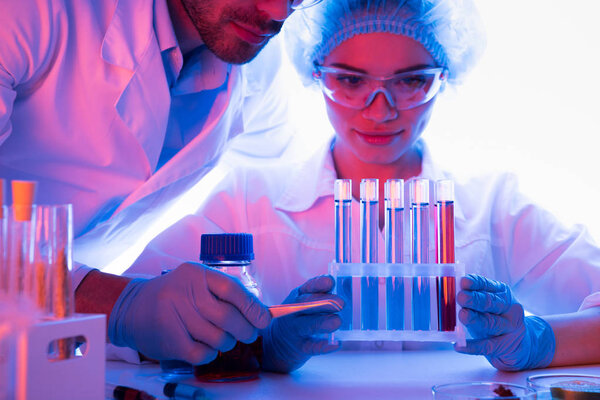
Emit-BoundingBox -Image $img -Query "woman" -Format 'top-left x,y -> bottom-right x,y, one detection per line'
133,0 -> 600,372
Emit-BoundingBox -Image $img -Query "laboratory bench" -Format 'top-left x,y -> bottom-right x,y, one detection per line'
106,348 -> 600,399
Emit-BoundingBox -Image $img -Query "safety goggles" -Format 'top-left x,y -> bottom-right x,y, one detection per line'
313,65 -> 447,110
290,0 -> 324,10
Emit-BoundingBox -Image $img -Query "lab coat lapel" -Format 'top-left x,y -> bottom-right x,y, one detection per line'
75,67 -> 244,267
114,65 -> 244,213
101,0 -> 171,171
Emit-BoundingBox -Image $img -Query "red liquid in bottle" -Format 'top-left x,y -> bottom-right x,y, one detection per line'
194,341 -> 260,382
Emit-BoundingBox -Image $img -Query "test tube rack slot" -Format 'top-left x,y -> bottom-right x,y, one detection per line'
329,262 -> 466,346
15,313 -> 106,400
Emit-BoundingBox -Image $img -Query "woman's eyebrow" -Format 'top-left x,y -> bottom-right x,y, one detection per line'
393,64 -> 437,74
329,62 -> 437,75
329,62 -> 368,73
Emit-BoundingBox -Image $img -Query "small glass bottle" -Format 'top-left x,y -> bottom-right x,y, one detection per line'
198,233 -> 259,298
193,233 -> 262,382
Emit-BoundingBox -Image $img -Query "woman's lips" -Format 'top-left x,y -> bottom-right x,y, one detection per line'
230,22 -> 272,45
355,130 -> 402,145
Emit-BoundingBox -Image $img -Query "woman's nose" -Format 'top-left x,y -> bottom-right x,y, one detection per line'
362,91 -> 398,122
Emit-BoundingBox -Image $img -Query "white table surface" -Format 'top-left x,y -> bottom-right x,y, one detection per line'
106,349 -> 600,400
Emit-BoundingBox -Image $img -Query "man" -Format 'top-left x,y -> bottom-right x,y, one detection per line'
0,0 -> 333,367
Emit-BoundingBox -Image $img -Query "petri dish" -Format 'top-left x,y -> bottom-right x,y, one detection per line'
432,381 -> 537,399
527,374 -> 600,400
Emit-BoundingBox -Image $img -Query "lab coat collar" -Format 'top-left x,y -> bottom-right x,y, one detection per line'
172,47 -> 230,96
154,0 -> 184,85
274,137 -> 465,223
102,0 -> 186,74
153,0 -> 228,94
101,0 -> 155,71
153,0 -> 179,53
101,0 -> 227,91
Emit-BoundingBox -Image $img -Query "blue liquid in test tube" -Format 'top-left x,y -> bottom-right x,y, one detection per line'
360,179 -> 378,330
385,179 -> 404,330
335,179 -> 353,330
411,179 -> 431,330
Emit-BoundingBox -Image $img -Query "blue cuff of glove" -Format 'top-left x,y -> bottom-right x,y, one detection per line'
107,278 -> 147,348
524,315 -> 556,370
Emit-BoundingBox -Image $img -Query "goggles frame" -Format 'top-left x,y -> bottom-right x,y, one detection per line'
313,65 -> 447,110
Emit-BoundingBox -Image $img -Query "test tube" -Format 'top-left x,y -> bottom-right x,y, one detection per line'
334,179 -> 353,330
360,179 -> 378,330
410,179 -> 431,330
9,181 -> 36,299
384,179 -> 404,330
436,180 -> 456,331
29,203 -> 75,360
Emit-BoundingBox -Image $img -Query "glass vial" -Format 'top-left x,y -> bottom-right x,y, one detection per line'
385,179 -> 404,330
410,179 -> 431,330
360,179 -> 378,330
436,180 -> 456,331
334,179 -> 353,330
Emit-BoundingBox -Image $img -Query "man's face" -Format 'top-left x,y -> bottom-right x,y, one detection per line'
180,0 -> 287,64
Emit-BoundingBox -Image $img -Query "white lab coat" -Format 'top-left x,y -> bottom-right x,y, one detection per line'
0,0 -> 291,283
134,136 -> 600,314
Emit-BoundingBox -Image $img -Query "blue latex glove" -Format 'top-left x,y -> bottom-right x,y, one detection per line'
454,274 -> 556,371
108,262 -> 272,364
261,275 -> 344,373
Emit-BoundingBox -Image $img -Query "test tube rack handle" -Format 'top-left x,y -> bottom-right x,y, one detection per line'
15,313 -> 106,400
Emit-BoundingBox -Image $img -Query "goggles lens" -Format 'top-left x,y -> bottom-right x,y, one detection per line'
314,66 -> 447,110
290,0 -> 324,10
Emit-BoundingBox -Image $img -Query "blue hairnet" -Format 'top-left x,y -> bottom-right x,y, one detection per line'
284,0 -> 486,86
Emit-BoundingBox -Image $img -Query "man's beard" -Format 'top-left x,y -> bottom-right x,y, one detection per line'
181,1 -> 283,64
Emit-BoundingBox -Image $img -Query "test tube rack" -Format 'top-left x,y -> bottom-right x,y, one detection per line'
329,262 -> 466,346
14,313 -> 106,400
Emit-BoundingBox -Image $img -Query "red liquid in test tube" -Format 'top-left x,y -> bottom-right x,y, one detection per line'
436,180 -> 456,332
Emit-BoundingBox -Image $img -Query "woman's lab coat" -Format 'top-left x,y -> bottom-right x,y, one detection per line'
133,137 -> 600,315
0,0 -> 291,281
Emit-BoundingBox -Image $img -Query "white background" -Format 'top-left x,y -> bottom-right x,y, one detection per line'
282,0 -> 600,242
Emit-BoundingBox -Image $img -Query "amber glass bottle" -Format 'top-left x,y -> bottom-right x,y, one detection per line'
193,233 -> 262,382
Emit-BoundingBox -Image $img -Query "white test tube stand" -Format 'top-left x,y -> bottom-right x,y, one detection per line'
15,313 -> 106,400
328,262 -> 466,347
